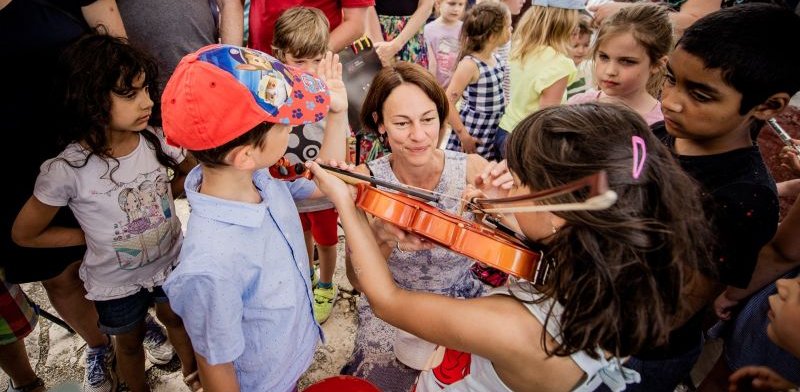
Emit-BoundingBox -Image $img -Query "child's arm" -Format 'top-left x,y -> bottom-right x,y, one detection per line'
12,196 -> 84,248
196,355 -> 240,392
728,366 -> 796,392
217,0 -> 244,46
716,198 -> 800,319
80,0 -> 127,37
777,179 -> 800,198
307,162 -> 545,369
329,6 -> 369,52
427,39 -> 438,77
373,0 -> 434,65
171,154 -> 198,198
445,59 -> 480,153
317,51 -> 348,164
538,76 -> 570,109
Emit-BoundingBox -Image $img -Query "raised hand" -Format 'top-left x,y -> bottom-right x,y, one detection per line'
474,159 -> 514,200
316,51 -> 347,114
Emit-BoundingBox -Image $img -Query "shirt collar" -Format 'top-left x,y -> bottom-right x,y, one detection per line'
184,165 -> 271,228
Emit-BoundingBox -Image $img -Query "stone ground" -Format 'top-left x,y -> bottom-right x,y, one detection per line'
3,96 -> 799,391
0,199 -> 358,391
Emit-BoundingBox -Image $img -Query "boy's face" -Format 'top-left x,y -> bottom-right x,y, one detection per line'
283,53 -> 324,74
568,32 -> 590,65
661,47 -> 753,146
767,277 -> 800,358
439,0 -> 466,23
259,124 -> 293,167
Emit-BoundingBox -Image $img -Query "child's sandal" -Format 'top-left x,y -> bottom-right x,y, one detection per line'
6,377 -> 45,392
183,370 -> 204,392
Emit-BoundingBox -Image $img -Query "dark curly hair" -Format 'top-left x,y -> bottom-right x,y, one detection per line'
506,102 -> 714,358
54,30 -> 178,183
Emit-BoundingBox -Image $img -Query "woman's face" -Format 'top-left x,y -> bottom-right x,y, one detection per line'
379,83 -> 441,164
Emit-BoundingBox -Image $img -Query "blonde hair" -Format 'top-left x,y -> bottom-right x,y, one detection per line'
511,5 -> 578,61
272,7 -> 330,61
593,3 -> 673,97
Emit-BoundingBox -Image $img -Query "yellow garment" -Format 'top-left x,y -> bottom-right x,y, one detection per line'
498,46 -> 577,133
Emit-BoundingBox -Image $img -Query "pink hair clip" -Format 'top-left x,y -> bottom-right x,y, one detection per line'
631,136 -> 646,179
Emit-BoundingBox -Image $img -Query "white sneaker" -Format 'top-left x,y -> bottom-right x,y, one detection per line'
143,314 -> 175,365
82,338 -> 116,392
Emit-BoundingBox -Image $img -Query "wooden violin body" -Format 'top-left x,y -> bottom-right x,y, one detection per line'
354,183 -> 542,281
268,161 -> 614,283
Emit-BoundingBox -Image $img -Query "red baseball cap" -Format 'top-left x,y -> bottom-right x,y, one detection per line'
162,44 -> 330,150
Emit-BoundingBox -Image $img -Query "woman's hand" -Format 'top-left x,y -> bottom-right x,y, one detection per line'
729,366 -> 796,392
371,219 -> 434,252
317,51 -> 347,114
473,160 -> 514,199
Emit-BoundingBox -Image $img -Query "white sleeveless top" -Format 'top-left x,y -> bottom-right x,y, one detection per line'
413,283 -> 641,391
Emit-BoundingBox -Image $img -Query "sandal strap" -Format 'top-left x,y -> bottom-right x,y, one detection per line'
9,377 -> 44,392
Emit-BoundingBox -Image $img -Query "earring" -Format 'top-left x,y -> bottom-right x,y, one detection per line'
551,225 -> 558,234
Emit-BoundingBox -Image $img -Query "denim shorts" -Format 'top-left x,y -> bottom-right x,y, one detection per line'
94,286 -> 168,335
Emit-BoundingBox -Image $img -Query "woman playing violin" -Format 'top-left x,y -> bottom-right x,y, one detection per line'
313,102 -> 715,391
338,62 -> 513,390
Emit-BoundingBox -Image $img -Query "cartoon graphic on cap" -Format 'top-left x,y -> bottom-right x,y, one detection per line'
237,49 -> 275,72
258,72 -> 291,107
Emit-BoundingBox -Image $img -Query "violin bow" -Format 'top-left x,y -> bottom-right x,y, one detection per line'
469,171 -> 618,214
317,163 -> 441,202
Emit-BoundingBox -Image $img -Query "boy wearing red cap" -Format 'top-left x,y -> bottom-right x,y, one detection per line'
161,45 -> 347,391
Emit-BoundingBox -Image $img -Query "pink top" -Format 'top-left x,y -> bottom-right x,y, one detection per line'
567,89 -> 663,125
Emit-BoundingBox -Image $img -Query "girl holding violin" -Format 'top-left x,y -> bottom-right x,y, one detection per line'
309,102 -> 714,391
336,62 -> 514,390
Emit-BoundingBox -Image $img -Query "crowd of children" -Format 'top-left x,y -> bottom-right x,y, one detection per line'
3,1 -> 800,392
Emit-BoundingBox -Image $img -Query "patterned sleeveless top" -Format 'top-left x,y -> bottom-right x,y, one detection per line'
367,149 -> 481,295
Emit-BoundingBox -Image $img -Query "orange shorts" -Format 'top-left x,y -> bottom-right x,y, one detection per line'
299,208 -> 339,246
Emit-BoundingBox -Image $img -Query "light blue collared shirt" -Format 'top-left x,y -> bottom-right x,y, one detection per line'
165,166 -> 321,392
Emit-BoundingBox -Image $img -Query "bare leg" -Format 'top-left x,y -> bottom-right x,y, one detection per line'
154,302 -> 197,377
304,230 -> 315,272
41,261 -> 107,348
317,244 -> 337,284
0,340 -> 44,392
114,321 -> 149,392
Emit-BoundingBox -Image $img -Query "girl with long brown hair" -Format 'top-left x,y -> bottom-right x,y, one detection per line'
311,102 -> 713,391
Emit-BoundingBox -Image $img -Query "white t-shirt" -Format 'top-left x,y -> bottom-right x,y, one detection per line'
34,127 -> 186,300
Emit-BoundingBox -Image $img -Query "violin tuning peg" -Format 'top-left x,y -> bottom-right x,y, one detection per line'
278,166 -> 289,176
294,163 -> 306,174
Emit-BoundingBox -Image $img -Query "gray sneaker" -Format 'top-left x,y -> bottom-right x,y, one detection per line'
82,339 -> 116,392
143,314 -> 175,365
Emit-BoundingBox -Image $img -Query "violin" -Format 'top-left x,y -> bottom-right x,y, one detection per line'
268,158 -> 617,283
